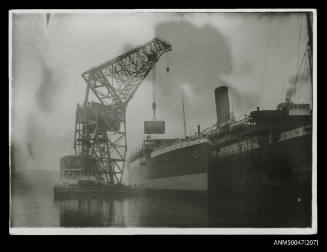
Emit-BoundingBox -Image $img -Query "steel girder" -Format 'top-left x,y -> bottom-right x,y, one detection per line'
75,37 -> 172,184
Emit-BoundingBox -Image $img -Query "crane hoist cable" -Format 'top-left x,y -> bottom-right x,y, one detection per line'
152,65 -> 157,120
152,53 -> 170,121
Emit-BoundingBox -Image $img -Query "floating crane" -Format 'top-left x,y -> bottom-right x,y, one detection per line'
61,38 -> 172,185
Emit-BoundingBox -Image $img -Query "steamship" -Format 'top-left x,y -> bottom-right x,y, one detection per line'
126,132 -> 212,194
127,14 -> 314,216
207,13 -> 313,227
207,87 -> 312,227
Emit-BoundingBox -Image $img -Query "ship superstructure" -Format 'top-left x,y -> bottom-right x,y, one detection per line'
207,13 -> 314,227
207,86 -> 312,227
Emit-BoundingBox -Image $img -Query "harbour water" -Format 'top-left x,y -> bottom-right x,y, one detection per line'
10,170 -> 310,228
12,192 -> 208,227
58,195 -> 207,227
10,172 -> 208,227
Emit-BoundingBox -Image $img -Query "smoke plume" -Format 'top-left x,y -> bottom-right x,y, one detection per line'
287,67 -> 311,101
289,71 -> 311,85
151,20 -> 233,125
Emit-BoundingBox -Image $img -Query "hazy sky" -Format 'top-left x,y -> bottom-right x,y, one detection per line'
10,11 -> 312,172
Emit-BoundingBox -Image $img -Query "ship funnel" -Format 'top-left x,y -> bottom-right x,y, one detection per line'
214,86 -> 230,126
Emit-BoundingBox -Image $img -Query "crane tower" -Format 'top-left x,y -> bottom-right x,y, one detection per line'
66,37 -> 172,185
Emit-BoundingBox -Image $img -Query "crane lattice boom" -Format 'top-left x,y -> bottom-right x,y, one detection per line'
82,37 -> 172,106
71,37 -> 172,185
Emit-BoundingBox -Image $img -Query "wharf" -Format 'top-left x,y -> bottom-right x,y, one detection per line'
53,184 -> 206,200
53,184 -> 145,200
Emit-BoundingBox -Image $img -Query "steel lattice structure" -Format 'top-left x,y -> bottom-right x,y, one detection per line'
74,37 -> 172,184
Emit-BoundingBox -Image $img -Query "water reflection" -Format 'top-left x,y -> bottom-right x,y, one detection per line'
60,199 -> 125,227
58,195 -> 208,227
12,189 -> 310,227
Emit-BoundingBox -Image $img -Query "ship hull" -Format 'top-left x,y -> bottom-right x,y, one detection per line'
126,139 -> 212,192
208,133 -> 312,227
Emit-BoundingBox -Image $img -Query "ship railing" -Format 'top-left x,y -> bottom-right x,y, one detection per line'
230,118 -> 252,127
187,123 -> 218,139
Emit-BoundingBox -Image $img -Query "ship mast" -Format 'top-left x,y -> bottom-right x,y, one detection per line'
306,12 -> 313,84
305,12 -> 313,109
284,13 -> 313,105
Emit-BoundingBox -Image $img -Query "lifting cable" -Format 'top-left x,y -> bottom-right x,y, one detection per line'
152,53 -> 170,121
166,53 -> 170,73
152,65 -> 157,120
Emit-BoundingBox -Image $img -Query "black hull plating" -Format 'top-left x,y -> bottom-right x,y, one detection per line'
127,140 -> 212,191
146,141 -> 211,179
208,134 -> 312,227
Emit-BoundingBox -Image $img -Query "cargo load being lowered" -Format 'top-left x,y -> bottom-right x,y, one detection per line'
127,14 -> 314,226
59,38 -> 172,186
126,96 -> 212,193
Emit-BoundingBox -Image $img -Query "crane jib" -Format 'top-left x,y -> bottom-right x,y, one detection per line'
68,37 -> 172,185
81,37 -> 172,107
